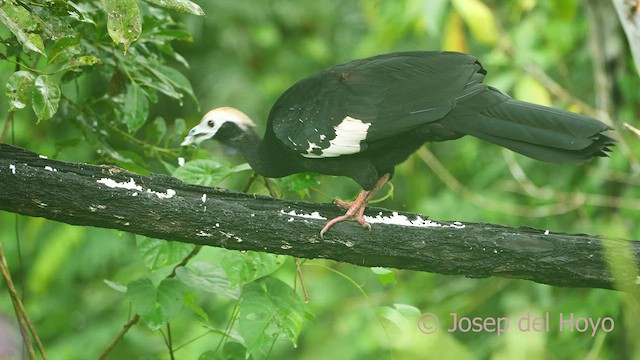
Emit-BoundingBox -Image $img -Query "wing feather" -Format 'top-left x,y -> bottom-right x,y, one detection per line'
269,51 -> 484,158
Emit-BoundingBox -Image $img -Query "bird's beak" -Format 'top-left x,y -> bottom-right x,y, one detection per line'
180,135 -> 196,146
181,123 -> 214,146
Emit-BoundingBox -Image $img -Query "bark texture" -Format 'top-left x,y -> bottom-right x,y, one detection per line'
1,144 -> 638,290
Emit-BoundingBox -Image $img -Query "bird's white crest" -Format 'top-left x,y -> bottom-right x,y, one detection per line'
181,107 -> 255,146
303,116 -> 371,158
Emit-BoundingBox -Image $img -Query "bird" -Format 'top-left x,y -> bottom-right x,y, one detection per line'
181,51 -> 614,237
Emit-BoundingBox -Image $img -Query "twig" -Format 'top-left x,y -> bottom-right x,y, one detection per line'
97,314 -> 140,360
501,150 -> 640,211
0,244 -> 45,360
415,147 -> 585,217
98,245 -> 201,358
624,122 -> 640,137
294,258 -> 310,303
0,111 -> 15,144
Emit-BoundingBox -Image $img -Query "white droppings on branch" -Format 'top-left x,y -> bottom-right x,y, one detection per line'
279,209 -> 327,220
9,164 -> 16,174
197,231 -> 213,237
97,177 -> 143,191
149,188 -> 176,199
44,166 -> 57,172
89,204 -> 107,212
364,212 -> 466,229
201,194 -> 207,203
38,155 -> 48,159
97,177 -> 176,199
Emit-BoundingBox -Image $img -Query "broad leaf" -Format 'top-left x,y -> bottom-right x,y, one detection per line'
221,251 -> 286,287
145,63 -> 199,108
175,262 -> 241,299
136,237 -> 196,271
371,267 -> 396,285
127,278 -> 185,330
32,75 -> 61,121
239,277 -> 306,353
32,6 -> 74,40
123,83 -> 149,133
0,1 -> 45,55
172,159 -> 230,186
6,71 -> 35,111
143,0 -> 205,16
101,0 -> 142,53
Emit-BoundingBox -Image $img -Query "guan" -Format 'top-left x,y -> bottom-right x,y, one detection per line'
181,51 -> 614,236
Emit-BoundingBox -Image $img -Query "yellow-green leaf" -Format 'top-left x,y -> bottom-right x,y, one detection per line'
514,75 -> 552,107
442,12 -> 468,53
451,0 -> 499,45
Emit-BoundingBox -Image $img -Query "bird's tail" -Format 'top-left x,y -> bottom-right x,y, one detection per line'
442,97 -> 615,164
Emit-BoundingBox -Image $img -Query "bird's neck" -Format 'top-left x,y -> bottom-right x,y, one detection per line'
235,128 -> 298,178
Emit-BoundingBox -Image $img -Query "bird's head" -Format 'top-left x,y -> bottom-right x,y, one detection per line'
181,107 -> 256,146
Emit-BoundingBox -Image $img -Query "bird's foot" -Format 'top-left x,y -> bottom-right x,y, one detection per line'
320,196 -> 371,238
320,174 -> 390,238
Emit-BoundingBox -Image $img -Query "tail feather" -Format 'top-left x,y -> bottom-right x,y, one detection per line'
443,99 -> 615,164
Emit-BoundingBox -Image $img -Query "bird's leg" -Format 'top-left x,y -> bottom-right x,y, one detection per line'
320,174 -> 390,237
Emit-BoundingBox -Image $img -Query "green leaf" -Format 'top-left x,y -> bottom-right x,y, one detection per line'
104,279 -> 128,293
151,117 -> 167,143
32,75 -> 61,121
239,277 -> 306,352
143,0 -> 205,16
175,262 -> 241,299
60,56 -> 103,72
172,159 -> 231,186
221,342 -> 249,360
101,0 -> 142,53
379,303 -> 421,330
280,173 -> 321,197
123,83 -> 149,133
145,63 -> 199,108
221,251 -> 286,287
184,292 -> 209,322
371,267 -> 396,285
451,0 -> 498,45
48,37 -> 81,65
6,71 -> 35,111
0,1 -> 45,55
127,278 -> 185,330
32,5 -> 75,40
173,118 -> 187,139
136,237 -> 196,271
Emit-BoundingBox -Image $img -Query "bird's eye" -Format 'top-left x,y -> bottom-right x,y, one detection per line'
207,120 -> 215,128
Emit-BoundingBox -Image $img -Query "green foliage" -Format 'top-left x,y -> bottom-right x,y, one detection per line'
1,0 -> 640,359
127,277 -> 185,330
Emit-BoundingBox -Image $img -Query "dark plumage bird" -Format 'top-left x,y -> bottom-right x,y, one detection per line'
181,51 -> 614,236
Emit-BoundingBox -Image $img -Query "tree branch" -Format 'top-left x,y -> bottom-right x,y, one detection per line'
1,144 -> 638,290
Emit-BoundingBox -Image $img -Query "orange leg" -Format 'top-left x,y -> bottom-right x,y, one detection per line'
320,174 -> 390,238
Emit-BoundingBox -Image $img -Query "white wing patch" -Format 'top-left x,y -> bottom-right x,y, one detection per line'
302,116 -> 371,158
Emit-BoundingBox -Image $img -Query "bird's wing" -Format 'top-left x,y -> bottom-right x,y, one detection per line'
269,51 -> 486,158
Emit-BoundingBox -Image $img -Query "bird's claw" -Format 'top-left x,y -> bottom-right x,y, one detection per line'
318,211 -> 370,238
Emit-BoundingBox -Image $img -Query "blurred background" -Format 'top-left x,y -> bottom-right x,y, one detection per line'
1,0 -> 639,358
